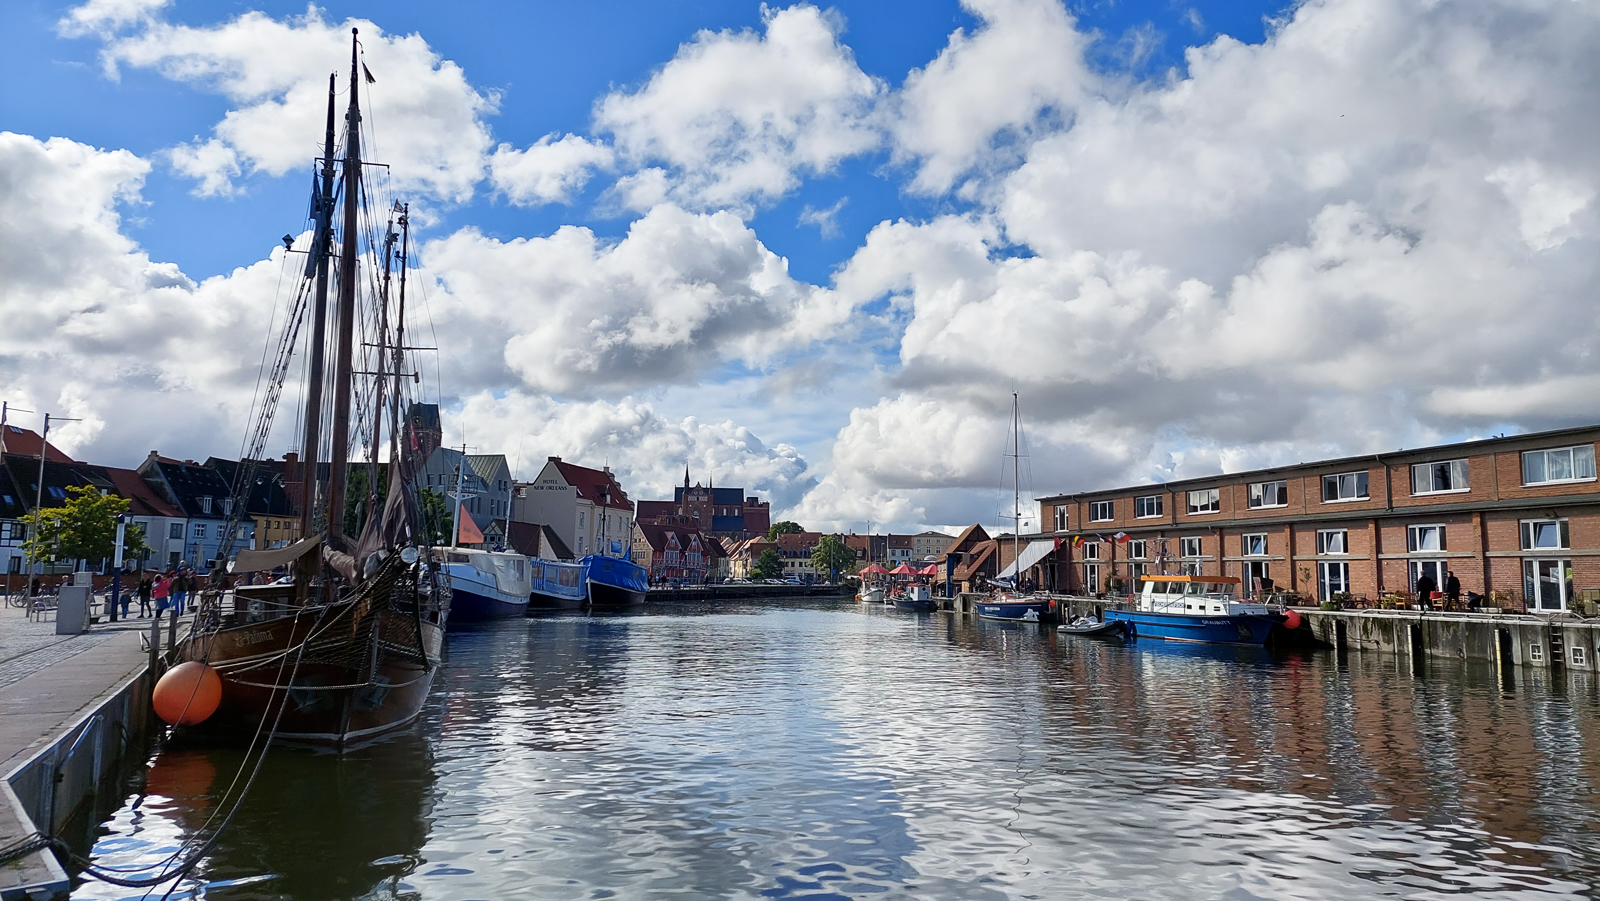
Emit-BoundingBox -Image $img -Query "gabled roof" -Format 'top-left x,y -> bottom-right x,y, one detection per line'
943,524 -> 990,556
205,458 -> 297,517
551,459 -> 633,511
1,454 -> 99,512
144,456 -> 234,519
775,531 -> 821,551
503,520 -> 576,561
465,454 -> 509,485
634,500 -> 676,522
0,426 -> 74,463
634,521 -> 714,554
90,465 -> 184,518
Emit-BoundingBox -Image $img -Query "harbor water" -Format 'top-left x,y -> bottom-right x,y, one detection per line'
75,600 -> 1600,899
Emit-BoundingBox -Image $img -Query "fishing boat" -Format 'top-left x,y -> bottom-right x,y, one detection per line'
1104,575 -> 1282,644
893,584 -> 938,612
442,547 -> 531,621
527,558 -> 586,610
582,554 -> 649,608
977,393 -> 1056,624
857,585 -> 885,604
179,30 -> 448,746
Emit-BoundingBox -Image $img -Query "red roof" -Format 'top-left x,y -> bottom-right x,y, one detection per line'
1,426 -> 74,463
552,460 -> 634,511
98,466 -> 183,518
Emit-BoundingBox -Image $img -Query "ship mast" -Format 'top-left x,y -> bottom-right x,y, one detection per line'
299,73 -> 338,543
326,28 -> 363,540
1012,392 -> 1020,592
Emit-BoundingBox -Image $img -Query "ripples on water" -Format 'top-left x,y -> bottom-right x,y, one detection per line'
75,602 -> 1600,899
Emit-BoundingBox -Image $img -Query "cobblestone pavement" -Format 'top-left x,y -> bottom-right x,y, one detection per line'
0,600 -> 167,691
0,633 -> 117,691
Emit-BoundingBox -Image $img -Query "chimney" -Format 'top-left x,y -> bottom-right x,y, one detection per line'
283,451 -> 300,482
548,455 -> 561,462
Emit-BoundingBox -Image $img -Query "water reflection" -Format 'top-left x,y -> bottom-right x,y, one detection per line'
76,602 -> 1600,899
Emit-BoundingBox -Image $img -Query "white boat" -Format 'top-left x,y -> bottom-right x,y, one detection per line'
858,586 -> 884,604
1104,575 -> 1283,644
444,548 -> 531,622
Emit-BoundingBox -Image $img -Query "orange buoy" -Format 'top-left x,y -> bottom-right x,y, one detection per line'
153,661 -> 223,726
1283,609 -> 1303,630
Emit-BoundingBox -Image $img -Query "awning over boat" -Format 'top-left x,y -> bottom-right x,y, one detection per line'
996,539 -> 1057,580
231,533 -> 325,574
890,563 -> 918,575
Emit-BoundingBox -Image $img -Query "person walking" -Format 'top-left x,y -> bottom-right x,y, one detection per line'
153,572 -> 171,617
172,569 -> 189,617
137,576 -> 152,617
1415,571 -> 1438,611
1445,570 -> 1461,610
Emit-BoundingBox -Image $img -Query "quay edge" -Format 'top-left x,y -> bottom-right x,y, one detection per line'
1298,608 -> 1599,670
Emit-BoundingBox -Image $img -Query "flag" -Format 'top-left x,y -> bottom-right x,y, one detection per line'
457,515 -> 484,545
362,62 -> 377,84
1071,535 -> 1083,547
1053,536 -> 1062,550
1113,531 -> 1129,543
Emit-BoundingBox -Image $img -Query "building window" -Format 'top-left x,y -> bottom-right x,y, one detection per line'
169,523 -> 183,539
1407,525 -> 1446,552
1317,529 -> 1348,555
1053,507 -> 1068,531
0,522 -> 21,545
193,523 -> 207,538
1530,643 -> 1544,663
1573,646 -> 1588,667
1080,541 -> 1099,561
221,497 -> 234,515
1248,480 -> 1287,509
199,496 -> 212,514
1089,501 -> 1113,522
1322,471 -> 1369,502
1187,489 -> 1219,515
1520,519 -> 1569,550
1242,534 -> 1268,556
1180,561 -> 1203,577
1522,445 -> 1596,486
1083,563 -> 1100,594
1412,460 -> 1469,495
1127,539 -> 1147,559
1180,536 -> 1203,558
1135,495 -> 1163,519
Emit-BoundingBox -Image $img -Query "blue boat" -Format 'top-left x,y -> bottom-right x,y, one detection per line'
582,555 -> 648,608
443,548 -> 532,623
975,596 -> 1055,623
528,559 -> 587,611
1104,575 -> 1281,644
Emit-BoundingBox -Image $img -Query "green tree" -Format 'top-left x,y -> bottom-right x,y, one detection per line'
810,534 -> 855,583
751,547 -> 784,580
767,521 -> 803,541
345,465 -> 390,536
23,485 -> 149,570
419,487 -> 453,546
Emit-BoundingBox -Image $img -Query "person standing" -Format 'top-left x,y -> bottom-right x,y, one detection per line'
137,576 -> 152,617
171,569 -> 188,617
153,572 -> 171,616
1445,570 -> 1461,609
1415,571 -> 1437,611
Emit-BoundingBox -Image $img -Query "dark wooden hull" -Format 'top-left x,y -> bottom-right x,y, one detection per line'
181,600 -> 445,746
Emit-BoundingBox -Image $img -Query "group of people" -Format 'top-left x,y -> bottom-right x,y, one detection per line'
1412,570 -> 1463,611
126,569 -> 205,618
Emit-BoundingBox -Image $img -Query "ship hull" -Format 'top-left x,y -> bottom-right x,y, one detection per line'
1104,610 -> 1277,645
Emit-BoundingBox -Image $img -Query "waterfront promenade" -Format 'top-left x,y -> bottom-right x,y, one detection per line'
0,605 -> 152,899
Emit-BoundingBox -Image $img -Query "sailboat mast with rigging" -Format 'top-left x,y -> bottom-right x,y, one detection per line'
176,29 -> 450,746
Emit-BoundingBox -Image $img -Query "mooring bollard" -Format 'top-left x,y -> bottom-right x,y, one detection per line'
167,607 -> 178,658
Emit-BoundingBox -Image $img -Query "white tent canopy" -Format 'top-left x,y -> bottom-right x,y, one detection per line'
996,539 -> 1056,580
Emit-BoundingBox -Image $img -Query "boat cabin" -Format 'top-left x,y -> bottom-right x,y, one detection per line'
1135,575 -> 1269,616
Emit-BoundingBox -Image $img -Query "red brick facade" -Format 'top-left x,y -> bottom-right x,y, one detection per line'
1035,426 -> 1600,611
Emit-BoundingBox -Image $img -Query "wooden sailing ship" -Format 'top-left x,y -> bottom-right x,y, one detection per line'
176,29 -> 449,746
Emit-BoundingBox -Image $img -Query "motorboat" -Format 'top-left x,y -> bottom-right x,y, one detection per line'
443,548 -> 531,621
1103,575 -> 1282,644
1057,616 -> 1131,640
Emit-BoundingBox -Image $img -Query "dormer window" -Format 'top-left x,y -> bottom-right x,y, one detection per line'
199,496 -> 213,515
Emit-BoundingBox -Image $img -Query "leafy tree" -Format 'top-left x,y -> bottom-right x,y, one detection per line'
810,534 -> 855,583
344,465 -> 390,536
419,487 -> 452,546
23,485 -> 149,570
767,521 -> 803,541
751,547 -> 784,580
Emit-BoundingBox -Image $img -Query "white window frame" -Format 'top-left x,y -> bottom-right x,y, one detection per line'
1053,507 -> 1068,531
1179,536 -> 1203,558
1126,539 -> 1147,560
1242,533 -> 1268,557
1180,561 -> 1203,577
1135,495 -> 1163,519
1573,646 -> 1588,668
1089,500 -> 1114,522
1411,460 -> 1469,496
1522,444 -> 1597,486
1316,529 -> 1348,555
1317,561 -> 1349,600
1520,518 -> 1569,551
1081,541 -> 1099,560
1248,480 -> 1287,509
1083,562 -> 1100,594
1186,488 -> 1220,515
1407,524 -> 1446,553
1322,471 -> 1370,503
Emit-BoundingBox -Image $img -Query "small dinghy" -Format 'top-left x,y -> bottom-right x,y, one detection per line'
1057,617 -> 1132,640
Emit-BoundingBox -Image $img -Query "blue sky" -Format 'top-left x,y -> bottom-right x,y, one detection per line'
3,0 -> 1596,532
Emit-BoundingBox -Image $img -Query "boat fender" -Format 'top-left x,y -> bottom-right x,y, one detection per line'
1282,610 -> 1303,630
1125,621 -> 1137,641
154,661 -> 223,726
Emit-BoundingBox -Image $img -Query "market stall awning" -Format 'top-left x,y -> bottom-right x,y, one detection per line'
860,563 -> 890,576
996,539 -> 1057,580
890,563 -> 918,575
919,564 -> 941,576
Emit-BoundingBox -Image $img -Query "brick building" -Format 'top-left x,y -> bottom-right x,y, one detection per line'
1036,426 -> 1600,611
642,471 -> 772,541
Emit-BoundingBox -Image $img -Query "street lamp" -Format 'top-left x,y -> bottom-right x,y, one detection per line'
109,513 -> 126,622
